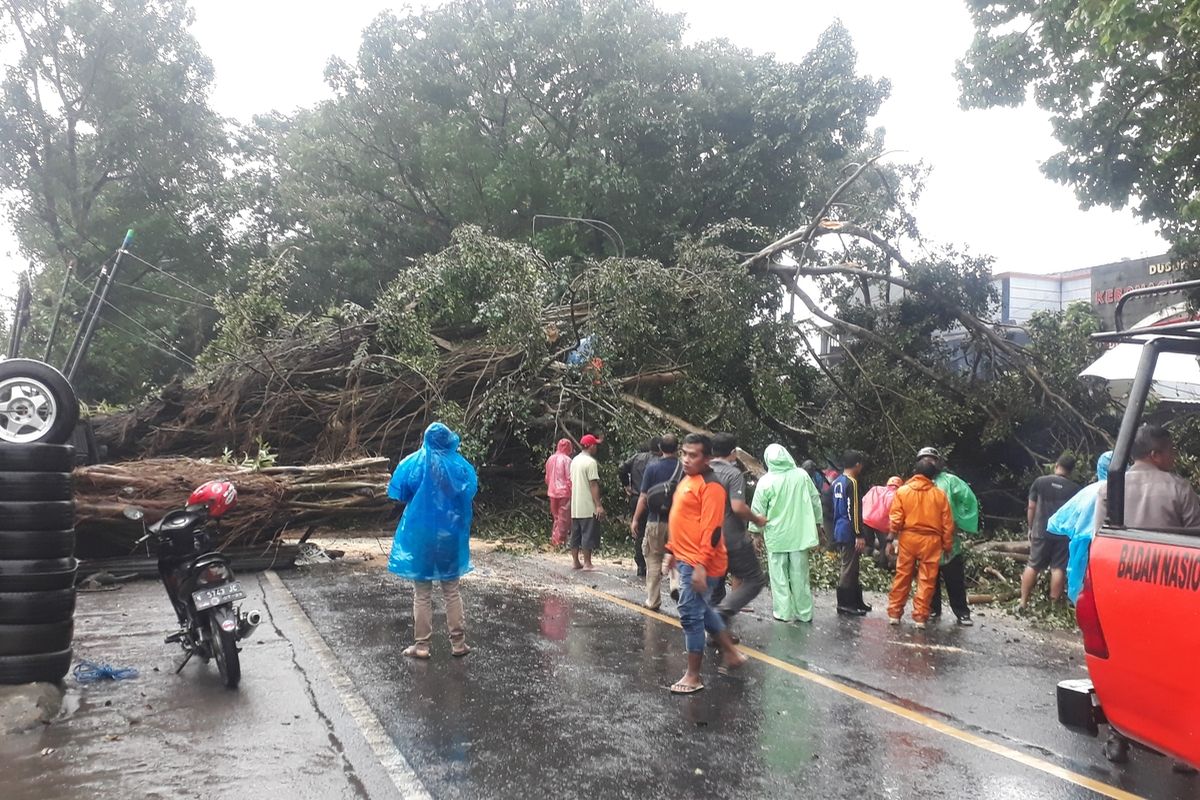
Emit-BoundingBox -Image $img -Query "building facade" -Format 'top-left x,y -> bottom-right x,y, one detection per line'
996,253 -> 1186,329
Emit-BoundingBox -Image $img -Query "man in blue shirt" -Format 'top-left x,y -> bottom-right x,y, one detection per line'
630,434 -> 682,610
831,450 -> 869,616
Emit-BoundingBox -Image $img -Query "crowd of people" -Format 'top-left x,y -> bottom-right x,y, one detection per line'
551,431 -> 992,691
379,419 -> 1200,698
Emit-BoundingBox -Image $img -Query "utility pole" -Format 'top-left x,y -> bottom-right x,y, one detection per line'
65,229 -> 133,381
5,269 -> 32,359
43,257 -> 75,363
531,214 -> 626,259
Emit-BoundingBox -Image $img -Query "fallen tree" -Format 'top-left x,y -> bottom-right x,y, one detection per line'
72,457 -> 391,557
87,162 -> 1115,525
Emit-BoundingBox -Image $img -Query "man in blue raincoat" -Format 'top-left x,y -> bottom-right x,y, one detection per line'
388,422 -> 479,659
1046,451 -> 1112,604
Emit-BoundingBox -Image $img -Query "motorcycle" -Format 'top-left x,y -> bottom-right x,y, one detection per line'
125,480 -> 260,689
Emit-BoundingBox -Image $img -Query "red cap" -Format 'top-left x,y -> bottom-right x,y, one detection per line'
580,434 -> 601,448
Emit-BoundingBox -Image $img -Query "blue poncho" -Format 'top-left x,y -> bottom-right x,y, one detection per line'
1047,451 -> 1112,604
387,423 -> 478,582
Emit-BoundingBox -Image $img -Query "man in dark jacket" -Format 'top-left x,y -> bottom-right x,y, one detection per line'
619,439 -> 658,578
831,450 -> 869,616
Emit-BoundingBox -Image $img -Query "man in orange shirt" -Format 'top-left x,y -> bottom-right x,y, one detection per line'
886,458 -> 954,629
664,433 -> 748,694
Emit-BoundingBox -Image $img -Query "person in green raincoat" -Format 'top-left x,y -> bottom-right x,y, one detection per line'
916,447 -> 979,625
751,444 -> 824,623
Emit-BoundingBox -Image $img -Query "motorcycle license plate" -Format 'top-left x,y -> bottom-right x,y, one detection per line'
192,581 -> 246,611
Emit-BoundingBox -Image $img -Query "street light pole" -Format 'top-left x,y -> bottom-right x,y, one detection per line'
531,214 -> 626,259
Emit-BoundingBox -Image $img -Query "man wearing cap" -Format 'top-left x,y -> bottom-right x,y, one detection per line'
916,447 -> 979,626
569,434 -> 606,571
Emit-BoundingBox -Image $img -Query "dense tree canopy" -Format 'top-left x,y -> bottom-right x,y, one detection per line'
0,0 -> 229,398
235,0 -> 890,305
957,0 -> 1200,251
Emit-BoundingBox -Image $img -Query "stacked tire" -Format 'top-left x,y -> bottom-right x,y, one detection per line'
0,358 -> 80,685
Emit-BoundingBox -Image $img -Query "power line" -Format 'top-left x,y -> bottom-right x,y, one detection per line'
96,316 -> 199,371
68,275 -> 198,370
110,280 -> 217,310
120,249 -> 218,303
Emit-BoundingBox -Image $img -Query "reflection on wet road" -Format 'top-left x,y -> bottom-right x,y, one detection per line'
283,554 -> 1196,800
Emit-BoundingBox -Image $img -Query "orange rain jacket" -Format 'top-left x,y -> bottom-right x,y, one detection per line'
889,474 -> 954,552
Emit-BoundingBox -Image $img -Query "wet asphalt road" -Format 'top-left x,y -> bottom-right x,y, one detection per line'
282,548 -> 1194,800
2,570 -> 401,800
3,544 -> 1195,800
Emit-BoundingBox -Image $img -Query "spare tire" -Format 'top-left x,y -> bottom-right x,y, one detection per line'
0,444 -> 75,473
0,558 -> 77,592
0,359 -> 79,446
0,501 -> 75,531
0,621 -> 73,656
0,647 -> 72,684
0,530 -> 75,560
0,472 -> 73,502
0,589 -> 76,624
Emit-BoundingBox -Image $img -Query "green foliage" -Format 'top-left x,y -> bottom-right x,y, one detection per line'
217,436 -> 278,471
957,0 -> 1200,251
233,0 -> 889,306
197,254 -> 300,369
375,225 -> 551,367
0,0 -> 230,401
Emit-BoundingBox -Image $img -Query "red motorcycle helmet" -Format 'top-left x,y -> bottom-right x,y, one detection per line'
187,480 -> 238,519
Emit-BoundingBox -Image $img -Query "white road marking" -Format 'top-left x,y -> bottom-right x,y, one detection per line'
264,570 -> 431,800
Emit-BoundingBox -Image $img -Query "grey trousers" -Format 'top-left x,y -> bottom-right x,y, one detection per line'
717,541 -> 766,620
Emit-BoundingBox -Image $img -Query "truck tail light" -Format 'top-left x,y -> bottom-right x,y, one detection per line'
1076,567 -> 1109,659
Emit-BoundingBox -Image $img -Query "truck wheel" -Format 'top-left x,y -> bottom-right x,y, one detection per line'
0,647 -> 72,684
0,589 -> 76,624
0,444 -> 75,473
0,501 -> 75,531
0,558 -> 77,592
0,472 -> 73,502
0,359 -> 79,446
0,530 -> 75,560
0,621 -> 73,656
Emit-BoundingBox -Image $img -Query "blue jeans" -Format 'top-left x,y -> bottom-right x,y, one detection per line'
677,562 -> 726,654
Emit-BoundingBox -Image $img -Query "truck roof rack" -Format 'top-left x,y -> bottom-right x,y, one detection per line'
1091,278 -> 1200,345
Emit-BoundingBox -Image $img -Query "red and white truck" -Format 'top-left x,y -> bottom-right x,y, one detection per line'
1058,280 -> 1200,768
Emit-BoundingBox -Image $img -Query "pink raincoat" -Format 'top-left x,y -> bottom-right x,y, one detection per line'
862,476 -> 903,533
545,439 -> 573,545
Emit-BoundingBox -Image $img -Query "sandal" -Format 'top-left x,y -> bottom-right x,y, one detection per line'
402,644 -> 431,660
451,643 -> 472,657
718,653 -> 749,676
669,681 -> 705,695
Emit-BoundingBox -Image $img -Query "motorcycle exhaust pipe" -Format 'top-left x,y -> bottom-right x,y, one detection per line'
238,609 -> 262,639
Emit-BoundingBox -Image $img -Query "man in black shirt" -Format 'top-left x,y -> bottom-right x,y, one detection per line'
1019,453 -> 1082,608
619,439 -> 658,578
709,433 -> 768,634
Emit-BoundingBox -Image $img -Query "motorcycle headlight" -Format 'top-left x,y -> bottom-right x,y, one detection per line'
196,564 -> 230,586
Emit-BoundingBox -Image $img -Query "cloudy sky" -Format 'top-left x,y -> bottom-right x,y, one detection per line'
0,0 -> 1166,305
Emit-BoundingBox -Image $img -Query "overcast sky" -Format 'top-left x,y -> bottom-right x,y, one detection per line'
0,0 -> 1167,306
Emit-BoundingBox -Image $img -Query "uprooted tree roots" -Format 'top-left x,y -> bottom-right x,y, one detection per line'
91,322 -> 528,466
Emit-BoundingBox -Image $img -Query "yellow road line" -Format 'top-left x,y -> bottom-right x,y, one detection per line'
579,585 -> 1144,800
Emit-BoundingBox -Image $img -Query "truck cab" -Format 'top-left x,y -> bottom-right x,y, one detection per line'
1058,280 -> 1200,769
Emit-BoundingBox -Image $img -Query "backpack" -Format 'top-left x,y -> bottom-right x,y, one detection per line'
645,462 -> 684,517
862,484 -> 898,532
